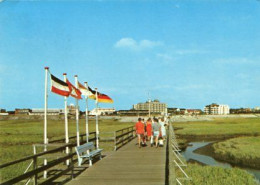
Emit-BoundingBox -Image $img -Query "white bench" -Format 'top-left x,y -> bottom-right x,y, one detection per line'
75,142 -> 103,166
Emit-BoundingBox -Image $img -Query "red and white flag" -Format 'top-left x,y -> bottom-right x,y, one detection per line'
50,74 -> 71,97
66,79 -> 82,99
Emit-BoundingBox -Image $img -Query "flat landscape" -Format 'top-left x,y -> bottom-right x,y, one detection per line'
1,115 -> 260,184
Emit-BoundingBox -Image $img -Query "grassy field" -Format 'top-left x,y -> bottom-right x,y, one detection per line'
174,117 -> 260,138
0,118 -> 133,182
213,136 -> 260,169
176,163 -> 259,185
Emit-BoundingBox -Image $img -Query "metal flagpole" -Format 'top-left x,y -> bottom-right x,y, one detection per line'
84,82 -> 89,143
63,73 -> 69,165
75,75 -> 80,146
95,88 -> 99,149
44,67 -> 48,147
43,67 -> 49,179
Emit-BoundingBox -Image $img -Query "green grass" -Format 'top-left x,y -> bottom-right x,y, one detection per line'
176,163 -> 259,185
174,117 -> 260,137
213,136 -> 260,169
0,118 -> 133,182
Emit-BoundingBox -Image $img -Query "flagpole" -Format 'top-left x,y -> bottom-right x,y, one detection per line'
95,88 -> 99,149
84,82 -> 89,143
44,67 -> 48,146
75,75 -> 80,146
63,73 -> 69,165
44,67 -> 49,179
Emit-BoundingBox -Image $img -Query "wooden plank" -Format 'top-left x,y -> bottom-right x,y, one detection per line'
67,139 -> 166,185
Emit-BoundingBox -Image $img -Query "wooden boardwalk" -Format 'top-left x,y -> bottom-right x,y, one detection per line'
68,139 -> 167,185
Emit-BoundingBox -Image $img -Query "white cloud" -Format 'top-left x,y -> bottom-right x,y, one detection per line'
114,38 -> 162,50
213,57 -> 259,65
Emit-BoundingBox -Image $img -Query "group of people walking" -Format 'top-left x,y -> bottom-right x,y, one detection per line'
135,117 -> 167,148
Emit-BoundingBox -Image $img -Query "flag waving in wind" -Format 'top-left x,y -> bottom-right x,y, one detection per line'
50,74 -> 71,97
66,79 -> 82,99
89,90 -> 113,103
78,81 -> 95,97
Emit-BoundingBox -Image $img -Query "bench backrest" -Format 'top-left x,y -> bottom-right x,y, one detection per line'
75,142 -> 95,156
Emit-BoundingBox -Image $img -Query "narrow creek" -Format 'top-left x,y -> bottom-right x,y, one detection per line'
181,142 -> 260,182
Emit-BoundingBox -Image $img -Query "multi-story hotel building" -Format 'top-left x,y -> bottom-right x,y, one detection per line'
204,103 -> 230,115
133,99 -> 167,114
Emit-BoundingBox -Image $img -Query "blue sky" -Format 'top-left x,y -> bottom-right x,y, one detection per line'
0,0 -> 259,111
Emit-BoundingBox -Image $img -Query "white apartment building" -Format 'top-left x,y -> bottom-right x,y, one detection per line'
204,103 -> 230,115
89,108 -> 116,116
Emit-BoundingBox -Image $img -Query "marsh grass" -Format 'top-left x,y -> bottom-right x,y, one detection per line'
176,163 -> 259,185
174,117 -> 260,137
213,136 -> 260,169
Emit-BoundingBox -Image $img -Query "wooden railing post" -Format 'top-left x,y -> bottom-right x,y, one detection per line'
114,131 -> 117,151
33,156 -> 37,185
127,127 -> 130,142
70,145 -> 74,180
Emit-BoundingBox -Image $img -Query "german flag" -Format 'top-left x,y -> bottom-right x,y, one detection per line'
50,74 -> 71,97
77,81 -> 95,97
89,90 -> 113,104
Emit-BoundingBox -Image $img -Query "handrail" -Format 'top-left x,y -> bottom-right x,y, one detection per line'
50,132 -> 96,143
0,133 -> 97,185
115,126 -> 134,133
168,122 -> 191,185
114,126 -> 135,151
0,143 -> 73,169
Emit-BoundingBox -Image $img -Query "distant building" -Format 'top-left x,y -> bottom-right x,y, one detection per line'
230,107 -> 258,114
117,110 -> 149,116
67,104 -> 77,115
0,109 -> 6,113
179,108 -> 188,115
133,99 -> 167,114
15,108 -> 31,115
89,108 -> 116,116
29,108 -> 63,116
187,109 -> 202,115
0,109 -> 8,116
167,108 -> 180,115
204,103 -> 230,115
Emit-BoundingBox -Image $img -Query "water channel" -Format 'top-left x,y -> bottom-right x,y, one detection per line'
181,142 -> 260,182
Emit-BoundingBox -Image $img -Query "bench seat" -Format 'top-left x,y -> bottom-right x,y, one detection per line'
81,149 -> 103,158
75,142 -> 103,166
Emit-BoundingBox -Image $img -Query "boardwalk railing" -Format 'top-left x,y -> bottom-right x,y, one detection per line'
114,126 -> 136,150
1,125 -> 136,185
168,123 -> 191,185
0,132 -> 97,185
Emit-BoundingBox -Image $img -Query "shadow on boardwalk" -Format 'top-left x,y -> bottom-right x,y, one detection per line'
41,154 -> 110,185
66,139 -> 166,185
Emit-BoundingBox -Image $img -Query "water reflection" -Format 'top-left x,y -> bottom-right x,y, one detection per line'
181,142 -> 260,181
